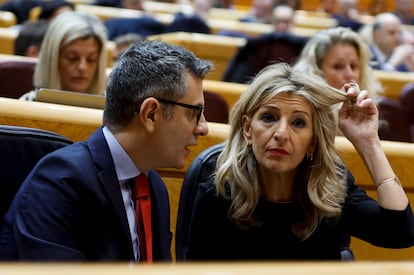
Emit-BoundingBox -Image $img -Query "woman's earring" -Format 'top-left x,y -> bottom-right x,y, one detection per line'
306,152 -> 313,162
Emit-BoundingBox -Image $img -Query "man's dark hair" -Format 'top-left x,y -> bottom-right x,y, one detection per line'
14,19 -> 48,56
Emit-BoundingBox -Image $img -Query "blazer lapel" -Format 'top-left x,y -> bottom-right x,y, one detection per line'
148,170 -> 172,260
88,128 -> 134,256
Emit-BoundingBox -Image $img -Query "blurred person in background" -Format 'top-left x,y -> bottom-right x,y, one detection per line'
0,0 -> 41,24
19,11 -> 108,100
369,12 -> 414,72
317,0 -> 337,14
295,26 -> 411,142
295,27 -> 381,99
38,0 -> 74,21
14,19 -> 48,57
93,0 -> 144,10
241,0 -> 276,24
272,4 -> 295,33
112,33 -> 144,64
393,0 -> 414,25
331,0 -> 364,32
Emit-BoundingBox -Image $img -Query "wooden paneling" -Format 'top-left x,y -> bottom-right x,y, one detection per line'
0,262 -> 414,274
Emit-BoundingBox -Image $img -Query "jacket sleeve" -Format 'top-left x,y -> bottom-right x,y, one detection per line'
14,153 -> 91,260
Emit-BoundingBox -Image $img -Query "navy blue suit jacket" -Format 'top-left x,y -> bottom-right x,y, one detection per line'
0,128 -> 172,261
369,45 -> 410,72
104,17 -> 165,40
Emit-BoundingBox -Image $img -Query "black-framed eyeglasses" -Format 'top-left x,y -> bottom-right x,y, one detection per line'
156,98 -> 204,125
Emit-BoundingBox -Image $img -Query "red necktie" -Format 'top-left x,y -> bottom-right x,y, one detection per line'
134,174 -> 152,262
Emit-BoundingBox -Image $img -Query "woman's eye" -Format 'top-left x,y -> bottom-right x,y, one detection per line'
351,63 -> 359,70
261,113 -> 277,123
65,56 -> 78,62
292,118 -> 306,128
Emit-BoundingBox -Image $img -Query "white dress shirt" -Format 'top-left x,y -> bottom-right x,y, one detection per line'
102,126 -> 141,261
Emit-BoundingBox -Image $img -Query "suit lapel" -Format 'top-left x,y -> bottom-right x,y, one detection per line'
87,128 -> 134,257
148,170 -> 172,260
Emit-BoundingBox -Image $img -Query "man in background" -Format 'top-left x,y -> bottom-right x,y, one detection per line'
14,19 -> 48,57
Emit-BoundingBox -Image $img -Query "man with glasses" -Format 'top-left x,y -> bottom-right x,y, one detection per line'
0,40 -> 212,261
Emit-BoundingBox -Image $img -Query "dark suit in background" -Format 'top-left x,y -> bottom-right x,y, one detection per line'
105,17 -> 165,40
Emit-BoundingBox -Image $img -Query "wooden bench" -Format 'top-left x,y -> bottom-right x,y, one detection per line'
146,32 -> 414,86
0,11 -> 16,28
148,32 -> 246,81
374,70 -> 414,100
300,0 -> 395,12
203,79 -> 246,108
293,10 -> 337,30
0,27 -> 18,55
1,261 -> 414,274
0,97 -> 413,260
142,0 -> 249,21
75,4 -> 323,38
203,71 -> 414,107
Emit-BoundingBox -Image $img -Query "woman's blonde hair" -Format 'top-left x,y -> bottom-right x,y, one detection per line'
216,63 -> 348,239
294,26 -> 382,98
34,11 -> 107,94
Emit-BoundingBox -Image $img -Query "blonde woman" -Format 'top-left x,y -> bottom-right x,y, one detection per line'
185,63 -> 414,260
20,11 -> 107,100
293,27 -> 411,141
294,26 -> 382,99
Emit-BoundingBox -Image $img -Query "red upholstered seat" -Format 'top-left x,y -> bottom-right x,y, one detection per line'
203,91 -> 229,124
0,59 -> 36,99
377,96 -> 412,143
400,83 -> 414,142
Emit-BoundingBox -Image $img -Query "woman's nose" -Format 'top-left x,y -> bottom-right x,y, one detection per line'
78,58 -> 87,71
273,120 -> 288,142
344,66 -> 358,80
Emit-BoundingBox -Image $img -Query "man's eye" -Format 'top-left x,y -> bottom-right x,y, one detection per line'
190,109 -> 197,118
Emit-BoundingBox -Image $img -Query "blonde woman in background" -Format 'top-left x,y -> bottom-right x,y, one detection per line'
20,11 -> 107,101
294,26 -> 382,99
294,27 -> 412,142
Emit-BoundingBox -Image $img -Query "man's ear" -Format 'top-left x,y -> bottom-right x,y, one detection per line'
138,97 -> 162,132
242,115 -> 252,145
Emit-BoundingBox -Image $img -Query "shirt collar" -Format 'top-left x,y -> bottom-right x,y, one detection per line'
102,126 -> 140,182
371,43 -> 388,63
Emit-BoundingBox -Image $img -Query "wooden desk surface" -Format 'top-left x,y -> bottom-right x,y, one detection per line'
1,262 -> 414,275
0,53 -> 38,63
